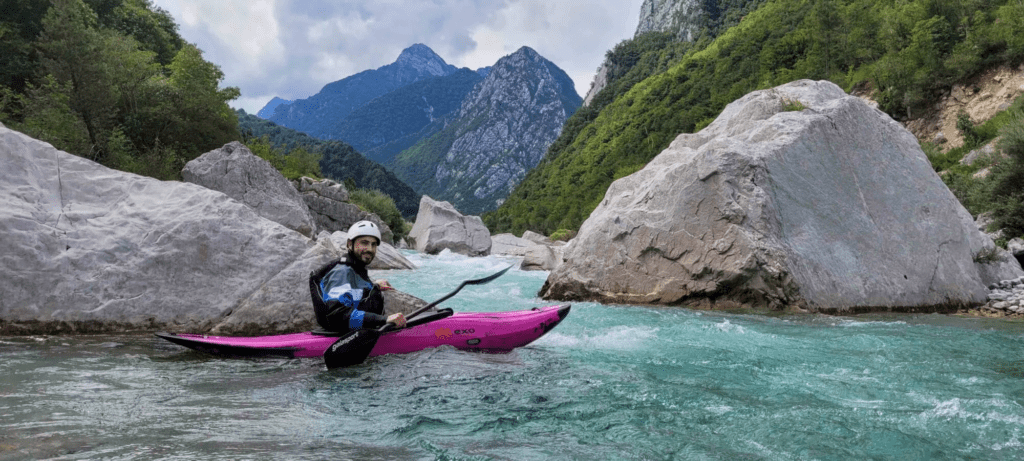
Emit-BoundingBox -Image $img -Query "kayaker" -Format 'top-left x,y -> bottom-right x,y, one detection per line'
312,220 -> 407,332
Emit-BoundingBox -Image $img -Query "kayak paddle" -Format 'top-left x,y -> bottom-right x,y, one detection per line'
323,265 -> 513,369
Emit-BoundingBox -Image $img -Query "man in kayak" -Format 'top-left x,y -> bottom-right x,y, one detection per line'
312,220 -> 407,332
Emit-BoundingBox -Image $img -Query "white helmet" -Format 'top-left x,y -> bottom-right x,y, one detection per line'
347,220 -> 381,242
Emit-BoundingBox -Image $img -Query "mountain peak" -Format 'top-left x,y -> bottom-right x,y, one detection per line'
511,46 -> 540,59
394,44 -> 452,76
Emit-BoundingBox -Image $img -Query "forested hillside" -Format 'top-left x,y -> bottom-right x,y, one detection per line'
0,0 -> 239,180
485,0 -> 1024,237
237,111 -> 421,218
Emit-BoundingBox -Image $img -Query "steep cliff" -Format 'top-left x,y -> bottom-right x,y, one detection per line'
583,0 -> 765,105
635,0 -> 706,42
390,47 -> 582,215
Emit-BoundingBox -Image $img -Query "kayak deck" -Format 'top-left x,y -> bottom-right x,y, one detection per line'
156,304 -> 570,359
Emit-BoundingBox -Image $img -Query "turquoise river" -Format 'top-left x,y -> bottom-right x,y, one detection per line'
3,251 -> 1024,460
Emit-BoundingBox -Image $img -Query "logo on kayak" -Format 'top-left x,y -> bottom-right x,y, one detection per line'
435,327 -> 453,339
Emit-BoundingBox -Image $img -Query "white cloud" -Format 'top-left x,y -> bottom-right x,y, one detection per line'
150,0 -> 644,114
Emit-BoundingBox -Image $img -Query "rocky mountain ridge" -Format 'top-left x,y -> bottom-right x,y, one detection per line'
256,97 -> 292,119
265,44 -> 459,139
335,68 -> 484,165
390,46 -> 582,215
260,43 -> 578,216
635,0 -> 707,42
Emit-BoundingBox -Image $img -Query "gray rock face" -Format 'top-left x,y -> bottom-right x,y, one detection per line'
417,47 -> 582,214
542,80 -> 1023,313
209,233 -> 421,335
521,243 -> 566,272
0,126 -> 312,333
491,233 -> 532,257
582,61 -> 611,107
960,141 -> 998,166
635,0 -> 704,41
491,231 -> 566,271
183,142 -> 317,237
267,44 -> 458,139
1010,238 -> 1024,257
409,196 -> 491,256
295,176 -> 394,244
0,126 -> 422,335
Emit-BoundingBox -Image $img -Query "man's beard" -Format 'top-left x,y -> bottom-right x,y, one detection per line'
348,247 -> 374,265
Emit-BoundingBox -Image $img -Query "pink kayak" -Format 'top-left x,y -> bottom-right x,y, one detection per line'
156,304 -> 570,359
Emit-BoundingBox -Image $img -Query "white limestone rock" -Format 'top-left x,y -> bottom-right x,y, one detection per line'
542,80 -> 1023,313
409,196 -> 491,256
182,141 -> 317,237
295,176 -> 395,244
0,126 -> 313,333
491,233 -> 532,257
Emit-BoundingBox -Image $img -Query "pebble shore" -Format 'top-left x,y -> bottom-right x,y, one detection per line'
974,276 -> 1024,316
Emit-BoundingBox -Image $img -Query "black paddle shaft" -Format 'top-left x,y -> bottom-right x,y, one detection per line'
405,265 -> 512,321
323,265 -> 512,369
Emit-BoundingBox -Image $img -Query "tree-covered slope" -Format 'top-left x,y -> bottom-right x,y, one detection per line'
237,111 -> 421,218
485,0 -> 1024,236
0,0 -> 238,180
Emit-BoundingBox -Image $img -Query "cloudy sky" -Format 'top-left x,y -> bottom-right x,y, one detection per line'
149,0 -> 646,115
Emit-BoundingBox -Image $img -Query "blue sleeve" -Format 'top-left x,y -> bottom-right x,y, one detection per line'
319,265 -> 386,329
320,265 -> 370,307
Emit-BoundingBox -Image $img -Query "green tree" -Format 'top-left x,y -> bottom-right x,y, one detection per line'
162,43 -> 240,163
0,0 -> 50,93
101,0 -> 184,66
35,0 -> 117,161
994,1 -> 1024,62
281,145 -> 322,180
990,113 -> 1024,239
2,75 -> 91,155
348,189 -> 408,242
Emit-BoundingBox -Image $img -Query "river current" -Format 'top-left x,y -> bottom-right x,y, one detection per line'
3,251 -> 1024,460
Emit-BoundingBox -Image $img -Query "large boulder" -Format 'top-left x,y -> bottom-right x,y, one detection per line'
209,233 -> 422,335
182,142 -> 317,237
0,127 -> 311,333
491,233 -> 532,256
409,196 -> 491,256
491,231 -> 567,271
542,80 -> 1023,313
0,126 -> 423,335
295,176 -> 394,244
521,242 -> 566,272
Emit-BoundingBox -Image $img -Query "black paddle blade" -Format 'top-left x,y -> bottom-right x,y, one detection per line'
323,328 -> 381,369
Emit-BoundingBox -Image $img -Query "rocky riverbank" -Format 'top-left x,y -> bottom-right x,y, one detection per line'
967,276 -> 1024,318
3,79 -> 1024,335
